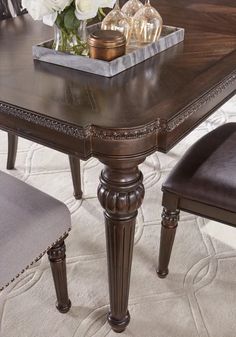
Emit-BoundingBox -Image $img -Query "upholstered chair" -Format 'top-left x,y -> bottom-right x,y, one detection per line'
157,123 -> 236,278
0,170 -> 71,313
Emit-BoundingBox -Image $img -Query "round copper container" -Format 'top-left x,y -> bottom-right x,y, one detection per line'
88,30 -> 126,62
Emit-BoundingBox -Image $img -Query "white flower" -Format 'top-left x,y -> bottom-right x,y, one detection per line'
22,0 -> 52,20
23,0 -> 73,25
43,0 -> 73,25
44,0 -> 73,12
23,0 -> 117,25
42,12 -> 58,26
75,0 -> 116,20
99,0 -> 116,9
75,0 -> 99,20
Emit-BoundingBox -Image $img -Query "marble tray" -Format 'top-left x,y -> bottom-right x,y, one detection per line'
33,24 -> 185,77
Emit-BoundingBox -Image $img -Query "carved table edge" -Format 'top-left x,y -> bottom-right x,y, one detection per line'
0,71 -> 235,140
0,101 -> 165,140
166,71 -> 236,132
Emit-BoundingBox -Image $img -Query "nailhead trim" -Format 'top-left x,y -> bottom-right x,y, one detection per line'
0,228 -> 71,292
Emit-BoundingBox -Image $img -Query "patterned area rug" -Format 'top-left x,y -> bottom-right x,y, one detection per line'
0,96 -> 236,337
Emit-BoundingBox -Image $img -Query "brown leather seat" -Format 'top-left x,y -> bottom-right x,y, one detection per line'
157,123 -> 236,278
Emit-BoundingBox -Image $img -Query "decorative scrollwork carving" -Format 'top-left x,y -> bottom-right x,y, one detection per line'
166,72 -> 236,132
91,120 -> 164,140
0,71 -> 235,141
0,102 -> 89,138
0,101 -> 164,140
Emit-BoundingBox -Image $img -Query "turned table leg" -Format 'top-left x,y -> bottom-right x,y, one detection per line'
7,133 -> 18,169
157,208 -> 179,278
97,159 -> 145,333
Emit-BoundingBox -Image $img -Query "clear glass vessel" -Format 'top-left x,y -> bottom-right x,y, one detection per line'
121,0 -> 144,43
121,0 -> 144,18
133,0 -> 163,44
53,21 -> 88,55
101,0 -> 132,44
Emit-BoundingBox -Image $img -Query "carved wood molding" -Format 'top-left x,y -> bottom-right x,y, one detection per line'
98,171 -> 145,217
0,102 -> 88,138
90,120 -> 164,140
0,71 -> 235,141
166,71 -> 236,132
162,208 -> 180,228
0,101 -> 164,140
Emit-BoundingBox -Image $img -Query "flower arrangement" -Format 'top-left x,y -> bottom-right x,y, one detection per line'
22,0 -> 116,26
22,0 -> 116,54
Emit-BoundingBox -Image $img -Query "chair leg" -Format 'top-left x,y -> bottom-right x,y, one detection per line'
48,239 -> 71,313
7,133 -> 18,169
69,155 -> 83,200
157,207 -> 180,278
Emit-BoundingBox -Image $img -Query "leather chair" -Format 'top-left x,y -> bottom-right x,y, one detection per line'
0,0 -> 82,199
157,123 -> 236,278
0,170 -> 71,313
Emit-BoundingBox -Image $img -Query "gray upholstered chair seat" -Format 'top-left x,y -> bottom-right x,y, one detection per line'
0,171 -> 71,290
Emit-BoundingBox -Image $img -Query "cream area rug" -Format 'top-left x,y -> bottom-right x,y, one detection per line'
0,96 -> 236,337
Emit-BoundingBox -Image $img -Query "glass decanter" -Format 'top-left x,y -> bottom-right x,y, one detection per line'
101,0 -> 132,44
133,0 -> 163,44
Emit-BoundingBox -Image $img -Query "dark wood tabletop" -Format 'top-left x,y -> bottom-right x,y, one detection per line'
0,0 -> 236,332
0,0 -> 235,159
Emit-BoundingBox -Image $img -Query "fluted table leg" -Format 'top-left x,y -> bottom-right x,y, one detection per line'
97,159 -> 145,333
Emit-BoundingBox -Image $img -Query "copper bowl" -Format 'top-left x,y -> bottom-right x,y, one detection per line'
88,30 -> 126,62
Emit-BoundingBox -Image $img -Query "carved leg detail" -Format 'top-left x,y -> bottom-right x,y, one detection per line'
98,161 -> 145,333
69,155 -> 82,200
7,133 -> 18,170
48,239 -> 71,313
157,208 -> 180,278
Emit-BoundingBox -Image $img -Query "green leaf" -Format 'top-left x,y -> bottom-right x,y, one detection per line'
56,13 -> 65,30
97,8 -> 106,21
99,8 -> 106,18
64,7 -> 80,32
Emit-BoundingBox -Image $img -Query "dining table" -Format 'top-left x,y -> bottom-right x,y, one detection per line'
0,0 -> 236,332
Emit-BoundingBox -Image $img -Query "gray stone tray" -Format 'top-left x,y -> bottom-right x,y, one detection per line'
33,24 -> 184,77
